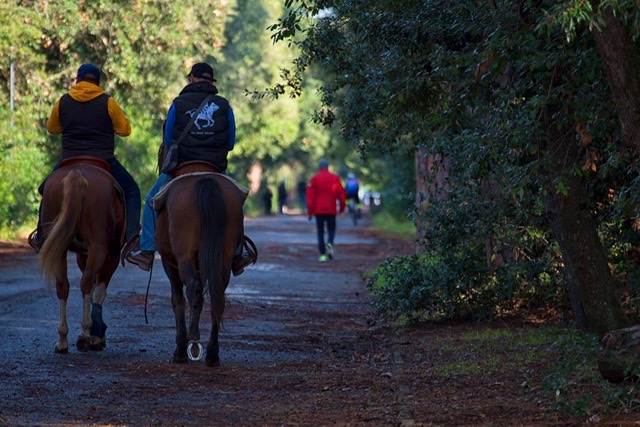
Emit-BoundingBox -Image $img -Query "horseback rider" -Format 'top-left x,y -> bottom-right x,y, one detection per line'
29,63 -> 141,252
125,62 -> 256,274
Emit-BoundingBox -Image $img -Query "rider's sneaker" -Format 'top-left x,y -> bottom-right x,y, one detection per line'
319,254 -> 328,262
126,250 -> 154,271
326,243 -> 334,260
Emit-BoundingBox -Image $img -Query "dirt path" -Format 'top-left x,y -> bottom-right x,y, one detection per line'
0,213 -> 629,426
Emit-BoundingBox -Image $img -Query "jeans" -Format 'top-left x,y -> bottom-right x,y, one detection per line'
140,173 -> 172,252
314,214 -> 336,255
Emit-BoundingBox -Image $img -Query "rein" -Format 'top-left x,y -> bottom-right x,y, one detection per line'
144,259 -> 154,325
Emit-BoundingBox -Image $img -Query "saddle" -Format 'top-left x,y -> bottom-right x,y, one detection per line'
38,156 -> 113,195
172,160 -> 220,177
154,166 -> 249,212
59,156 -> 111,171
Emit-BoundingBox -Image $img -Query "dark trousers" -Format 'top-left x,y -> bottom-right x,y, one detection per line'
106,158 -> 141,240
314,214 -> 336,255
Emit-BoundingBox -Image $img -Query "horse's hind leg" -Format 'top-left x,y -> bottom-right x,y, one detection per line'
89,283 -> 107,351
54,276 -> 71,354
76,250 -> 105,352
206,323 -> 220,367
182,260 -> 204,360
88,253 -> 119,351
164,260 -> 189,363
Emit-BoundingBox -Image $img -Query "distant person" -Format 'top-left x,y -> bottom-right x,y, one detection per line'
344,172 -> 361,209
306,159 -> 346,262
262,187 -> 273,216
296,179 -> 307,213
277,180 -> 287,214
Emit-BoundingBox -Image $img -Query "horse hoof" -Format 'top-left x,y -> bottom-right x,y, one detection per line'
54,346 -> 69,354
90,337 -> 106,351
205,357 -> 220,368
76,337 -> 91,352
172,355 -> 188,364
172,349 -> 188,364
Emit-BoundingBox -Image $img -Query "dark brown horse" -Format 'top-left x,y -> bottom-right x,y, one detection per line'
39,157 -> 126,353
153,159 -> 248,367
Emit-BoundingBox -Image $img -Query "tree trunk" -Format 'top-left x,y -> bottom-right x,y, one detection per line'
591,7 -> 640,153
540,102 -> 628,338
415,148 -> 449,254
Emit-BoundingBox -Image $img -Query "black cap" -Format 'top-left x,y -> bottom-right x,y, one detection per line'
187,63 -> 216,82
76,63 -> 100,84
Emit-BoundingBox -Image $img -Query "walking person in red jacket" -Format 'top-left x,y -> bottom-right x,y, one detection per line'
306,159 -> 346,262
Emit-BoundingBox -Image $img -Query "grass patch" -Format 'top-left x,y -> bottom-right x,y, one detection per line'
372,211 -> 415,239
411,321 -> 639,421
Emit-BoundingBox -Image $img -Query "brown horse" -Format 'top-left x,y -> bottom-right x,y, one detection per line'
153,161 -> 248,367
39,157 -> 126,353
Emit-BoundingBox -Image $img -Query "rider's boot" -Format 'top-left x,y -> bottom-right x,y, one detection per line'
126,250 -> 155,272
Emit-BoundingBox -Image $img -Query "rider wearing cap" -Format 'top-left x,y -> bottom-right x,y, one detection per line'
29,63 -> 141,251
126,62 -> 254,275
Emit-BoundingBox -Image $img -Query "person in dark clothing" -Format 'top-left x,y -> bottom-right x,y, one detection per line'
262,187 -> 273,215
277,180 -> 287,214
126,63 -> 253,275
29,63 -> 141,252
297,179 -> 307,213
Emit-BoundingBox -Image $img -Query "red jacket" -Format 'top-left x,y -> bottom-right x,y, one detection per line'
306,168 -> 346,216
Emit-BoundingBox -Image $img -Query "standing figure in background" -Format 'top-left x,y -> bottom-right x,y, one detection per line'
277,179 -> 287,214
306,159 -> 346,262
296,179 -> 307,213
262,186 -> 273,216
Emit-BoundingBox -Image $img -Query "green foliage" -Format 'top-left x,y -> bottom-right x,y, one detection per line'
268,0 -> 640,324
0,0 -> 358,230
0,108 -> 48,229
367,239 -> 567,323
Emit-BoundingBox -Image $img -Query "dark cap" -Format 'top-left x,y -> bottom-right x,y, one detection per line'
187,63 -> 216,82
319,159 -> 329,169
76,63 -> 101,83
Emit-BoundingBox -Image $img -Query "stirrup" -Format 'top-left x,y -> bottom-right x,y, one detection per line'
120,234 -> 140,267
243,235 -> 258,264
232,236 -> 258,276
28,229 -> 42,253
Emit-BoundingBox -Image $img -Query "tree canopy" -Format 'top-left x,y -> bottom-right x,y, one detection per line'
267,0 -> 640,334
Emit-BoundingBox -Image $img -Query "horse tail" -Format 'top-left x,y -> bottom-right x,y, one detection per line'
39,169 -> 88,288
195,177 -> 227,324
